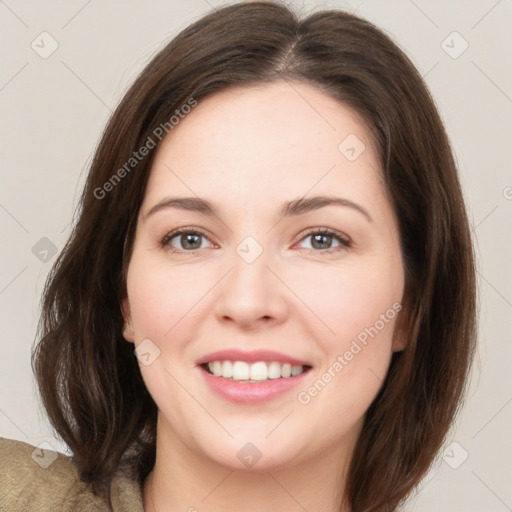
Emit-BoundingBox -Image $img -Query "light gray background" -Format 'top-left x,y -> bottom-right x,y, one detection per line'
1,1 -> 511,510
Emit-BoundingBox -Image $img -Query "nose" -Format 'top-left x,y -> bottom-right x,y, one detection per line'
213,242 -> 288,330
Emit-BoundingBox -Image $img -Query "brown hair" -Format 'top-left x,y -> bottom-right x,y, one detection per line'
32,1 -> 477,510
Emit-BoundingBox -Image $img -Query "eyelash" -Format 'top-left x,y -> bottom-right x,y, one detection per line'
159,226 -> 351,256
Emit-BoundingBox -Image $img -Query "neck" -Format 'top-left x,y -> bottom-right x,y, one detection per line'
143,416 -> 356,512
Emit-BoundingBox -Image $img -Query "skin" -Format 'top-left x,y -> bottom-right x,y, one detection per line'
122,80 -> 407,512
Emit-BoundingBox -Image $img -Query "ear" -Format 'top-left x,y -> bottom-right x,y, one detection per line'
391,302 -> 410,353
121,297 -> 134,343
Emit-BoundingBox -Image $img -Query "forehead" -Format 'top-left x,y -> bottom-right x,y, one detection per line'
143,80 -> 385,212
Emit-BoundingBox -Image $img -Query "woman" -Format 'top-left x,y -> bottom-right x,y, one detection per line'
0,1 -> 477,511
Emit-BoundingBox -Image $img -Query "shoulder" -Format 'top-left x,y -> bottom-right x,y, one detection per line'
0,436 -> 109,511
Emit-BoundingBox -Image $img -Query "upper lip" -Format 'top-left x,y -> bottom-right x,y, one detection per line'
196,349 -> 312,367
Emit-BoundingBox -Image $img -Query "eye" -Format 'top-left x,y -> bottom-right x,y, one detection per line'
160,228 -> 213,253
160,227 -> 351,255
295,228 -> 351,255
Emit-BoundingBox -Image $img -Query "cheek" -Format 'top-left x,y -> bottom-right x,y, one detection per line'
125,257 -> 204,416
126,256 -> 204,340
292,251 -> 402,417
291,253 -> 403,348
294,292 -> 400,439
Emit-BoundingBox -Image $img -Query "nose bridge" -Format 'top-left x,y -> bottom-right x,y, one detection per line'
230,233 -> 272,294
213,232 -> 286,325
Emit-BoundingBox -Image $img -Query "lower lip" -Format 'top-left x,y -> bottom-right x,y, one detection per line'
199,366 -> 311,404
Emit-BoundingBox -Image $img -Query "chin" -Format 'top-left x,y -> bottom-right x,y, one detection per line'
194,430 -> 310,473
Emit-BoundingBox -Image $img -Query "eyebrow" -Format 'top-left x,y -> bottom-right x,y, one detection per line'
143,195 -> 373,223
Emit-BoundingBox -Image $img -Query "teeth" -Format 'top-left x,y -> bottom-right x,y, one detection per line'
205,360 -> 307,381
291,365 -> 303,376
250,361 -> 268,381
211,361 -> 222,377
267,361 -> 282,379
221,360 -> 233,378
232,361 -> 249,380
281,363 -> 292,378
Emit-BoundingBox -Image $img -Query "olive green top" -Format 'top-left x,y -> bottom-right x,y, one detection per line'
0,437 -> 144,511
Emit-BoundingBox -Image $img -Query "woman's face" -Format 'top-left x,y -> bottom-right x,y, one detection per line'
122,80 -> 406,472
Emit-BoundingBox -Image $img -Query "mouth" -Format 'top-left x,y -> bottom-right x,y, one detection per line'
196,349 -> 313,403
201,360 -> 312,382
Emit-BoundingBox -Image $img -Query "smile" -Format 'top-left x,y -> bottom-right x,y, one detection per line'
203,360 -> 310,382
196,349 -> 313,404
